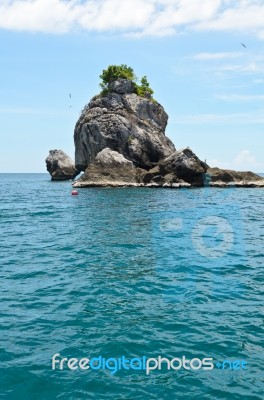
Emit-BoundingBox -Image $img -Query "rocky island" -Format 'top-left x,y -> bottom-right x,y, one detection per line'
46,65 -> 264,188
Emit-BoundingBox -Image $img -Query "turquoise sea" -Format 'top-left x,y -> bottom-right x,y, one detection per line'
1,173 -> 263,400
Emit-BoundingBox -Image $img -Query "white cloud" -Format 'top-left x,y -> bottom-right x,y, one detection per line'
192,52 -> 242,60
0,0 -> 78,33
131,0 -> 221,37
216,94 -> 264,101
219,62 -> 264,73
0,0 -> 264,37
233,150 -> 264,171
195,1 -> 264,39
208,150 -> 264,172
78,0 -> 155,33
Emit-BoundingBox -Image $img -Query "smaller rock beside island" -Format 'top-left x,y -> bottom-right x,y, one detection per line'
206,167 -> 264,187
46,149 -> 79,181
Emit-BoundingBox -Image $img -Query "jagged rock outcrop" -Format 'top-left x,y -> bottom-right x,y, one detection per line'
73,148 -> 139,187
74,79 -> 175,171
109,78 -> 135,94
46,150 -> 79,181
73,147 -> 207,188
139,147 -> 208,186
161,148 -> 208,184
206,167 -> 264,187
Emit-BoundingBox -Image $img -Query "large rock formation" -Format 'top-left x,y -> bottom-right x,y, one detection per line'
46,150 -> 79,181
46,77 -> 264,188
72,76 -> 264,188
74,78 -> 175,171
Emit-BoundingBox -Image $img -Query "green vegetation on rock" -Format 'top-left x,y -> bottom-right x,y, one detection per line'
99,64 -> 155,101
100,64 -> 135,91
135,76 -> 154,98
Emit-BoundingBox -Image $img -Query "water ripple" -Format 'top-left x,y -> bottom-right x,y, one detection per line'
0,174 -> 263,399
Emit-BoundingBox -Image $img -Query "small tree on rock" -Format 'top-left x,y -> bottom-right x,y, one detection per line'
135,76 -> 154,98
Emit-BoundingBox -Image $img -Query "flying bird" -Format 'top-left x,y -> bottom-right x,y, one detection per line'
241,43 -> 246,48
69,93 -> 71,98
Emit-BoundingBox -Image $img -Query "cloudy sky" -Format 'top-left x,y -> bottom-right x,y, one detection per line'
1,0 -> 264,172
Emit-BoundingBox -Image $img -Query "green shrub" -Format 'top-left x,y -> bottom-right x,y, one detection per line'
99,65 -> 155,101
135,76 -> 154,98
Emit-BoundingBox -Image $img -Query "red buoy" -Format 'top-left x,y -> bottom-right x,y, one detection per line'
71,190 -> 78,196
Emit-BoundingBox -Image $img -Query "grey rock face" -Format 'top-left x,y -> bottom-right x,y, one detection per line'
72,147 -> 264,188
46,149 -> 79,181
108,78 -> 135,94
138,147 -> 208,186
159,147 -> 208,186
73,148 -> 139,187
95,147 -> 134,168
73,147 -> 210,188
74,81 -> 175,171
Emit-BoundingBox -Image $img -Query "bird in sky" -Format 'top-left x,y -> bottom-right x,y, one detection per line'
69,93 -> 71,98
241,43 -> 246,48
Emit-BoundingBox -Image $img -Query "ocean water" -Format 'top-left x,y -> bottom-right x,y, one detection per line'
1,173 -> 263,400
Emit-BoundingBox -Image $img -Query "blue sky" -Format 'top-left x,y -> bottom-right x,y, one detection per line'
1,0 -> 264,172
